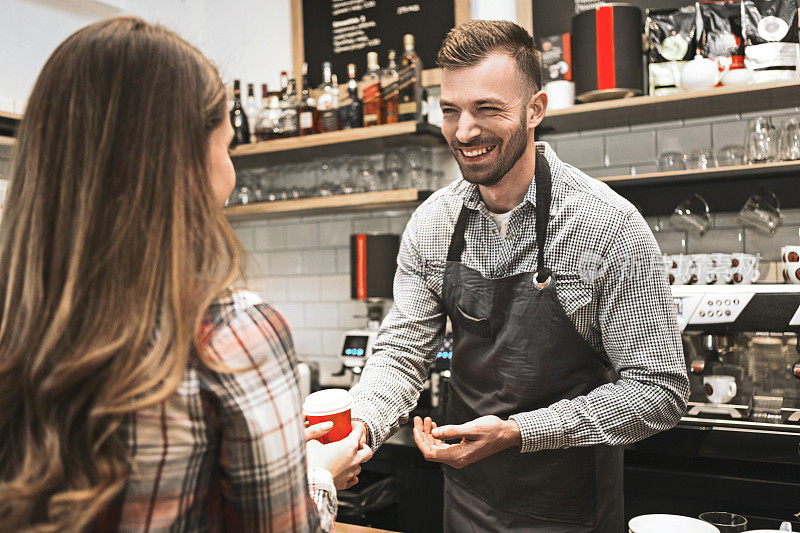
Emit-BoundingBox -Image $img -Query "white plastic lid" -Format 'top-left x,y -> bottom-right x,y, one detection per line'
302,388 -> 352,417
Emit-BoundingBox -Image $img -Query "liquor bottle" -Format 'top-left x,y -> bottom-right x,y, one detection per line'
340,63 -> 363,129
245,83 -> 259,124
255,83 -> 273,141
362,52 -> 383,127
316,61 -> 340,133
381,50 -> 400,124
298,62 -> 317,135
229,79 -> 251,146
398,34 -> 423,122
280,78 -> 300,137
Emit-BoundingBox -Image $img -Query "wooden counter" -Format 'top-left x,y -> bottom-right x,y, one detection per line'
334,522 -> 397,533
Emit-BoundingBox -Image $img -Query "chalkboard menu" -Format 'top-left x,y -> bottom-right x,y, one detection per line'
302,0 -> 455,87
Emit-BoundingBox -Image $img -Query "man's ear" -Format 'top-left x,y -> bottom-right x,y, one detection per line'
527,90 -> 548,130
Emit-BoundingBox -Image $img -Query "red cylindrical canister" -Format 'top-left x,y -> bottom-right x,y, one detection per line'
572,3 -> 644,102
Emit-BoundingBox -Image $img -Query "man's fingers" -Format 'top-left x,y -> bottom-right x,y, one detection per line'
356,444 -> 373,463
423,416 -> 434,435
432,423 -> 473,441
347,422 -> 365,444
304,421 -> 334,441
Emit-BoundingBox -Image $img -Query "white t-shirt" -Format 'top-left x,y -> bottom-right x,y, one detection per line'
488,209 -> 514,240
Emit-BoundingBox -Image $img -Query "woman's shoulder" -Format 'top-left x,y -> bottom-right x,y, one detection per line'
198,288 -> 294,367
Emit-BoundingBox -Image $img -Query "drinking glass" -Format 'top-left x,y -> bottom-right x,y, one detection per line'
687,149 -> 716,170
780,117 -> 800,161
746,116 -> 778,163
672,193 -> 711,235
716,144 -> 745,166
698,512 -> 747,533
658,151 -> 686,171
738,189 -> 782,234
384,149 -> 407,189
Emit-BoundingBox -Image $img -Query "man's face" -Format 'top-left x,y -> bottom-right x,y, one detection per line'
440,53 -> 537,186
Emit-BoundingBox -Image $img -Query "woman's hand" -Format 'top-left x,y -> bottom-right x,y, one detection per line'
306,424 -> 373,490
305,421 -> 334,442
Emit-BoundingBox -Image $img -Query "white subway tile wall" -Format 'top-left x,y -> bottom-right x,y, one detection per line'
229,109 -> 800,363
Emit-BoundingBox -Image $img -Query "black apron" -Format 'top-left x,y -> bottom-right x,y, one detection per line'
441,148 -> 624,532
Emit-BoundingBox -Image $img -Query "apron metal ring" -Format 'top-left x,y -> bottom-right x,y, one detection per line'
533,273 -> 552,289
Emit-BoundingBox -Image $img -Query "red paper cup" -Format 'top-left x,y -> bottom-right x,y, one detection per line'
303,388 -> 353,444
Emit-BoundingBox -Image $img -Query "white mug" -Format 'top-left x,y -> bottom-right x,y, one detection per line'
709,253 -> 733,284
673,255 -> 696,285
703,375 -> 737,404
730,253 -> 760,284
544,80 -> 575,111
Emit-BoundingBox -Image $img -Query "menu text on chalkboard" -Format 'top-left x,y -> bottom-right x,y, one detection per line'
302,0 -> 455,87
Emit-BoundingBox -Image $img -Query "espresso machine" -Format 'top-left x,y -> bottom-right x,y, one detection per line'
673,284 -> 800,427
622,284 -> 800,528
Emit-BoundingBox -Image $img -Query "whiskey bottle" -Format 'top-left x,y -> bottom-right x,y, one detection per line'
229,79 -> 251,146
280,78 -> 300,137
340,63 -> 363,129
245,83 -> 259,126
398,34 -> 423,122
298,63 -> 317,135
316,61 -> 340,133
381,50 -> 400,124
255,83 -> 273,141
362,51 -> 383,127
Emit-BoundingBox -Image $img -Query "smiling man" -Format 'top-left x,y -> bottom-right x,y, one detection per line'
350,20 -> 689,532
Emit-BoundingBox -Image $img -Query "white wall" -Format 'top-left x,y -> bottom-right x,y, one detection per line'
0,0 -> 293,113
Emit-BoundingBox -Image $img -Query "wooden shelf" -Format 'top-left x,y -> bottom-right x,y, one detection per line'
223,188 -> 431,221
599,160 -> 800,188
0,111 -> 20,138
540,80 -> 800,134
0,136 -> 15,147
231,122 -> 444,167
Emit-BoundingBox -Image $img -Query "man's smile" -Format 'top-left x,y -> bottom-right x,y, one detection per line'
457,145 -> 497,162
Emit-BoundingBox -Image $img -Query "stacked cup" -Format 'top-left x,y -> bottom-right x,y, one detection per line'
782,246 -> 800,284
664,253 -> 760,285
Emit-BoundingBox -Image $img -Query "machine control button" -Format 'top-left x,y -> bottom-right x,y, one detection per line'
716,310 -> 723,317
707,300 -> 714,306
716,300 -> 722,306
733,299 -> 739,305
725,310 -> 731,316
699,311 -> 706,317
724,299 -> 731,306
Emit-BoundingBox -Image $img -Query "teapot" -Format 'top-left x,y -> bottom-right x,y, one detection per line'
680,54 -> 729,91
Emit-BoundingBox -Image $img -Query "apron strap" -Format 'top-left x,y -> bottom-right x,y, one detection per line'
447,204 -> 471,262
534,147 -> 552,283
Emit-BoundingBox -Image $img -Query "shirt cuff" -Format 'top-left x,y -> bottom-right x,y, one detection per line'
509,408 -> 566,453
350,404 -> 386,449
308,467 -> 337,532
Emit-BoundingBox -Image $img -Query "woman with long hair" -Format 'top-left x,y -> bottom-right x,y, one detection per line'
0,16 -> 368,532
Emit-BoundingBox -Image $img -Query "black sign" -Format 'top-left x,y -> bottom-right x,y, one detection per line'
302,0 -> 455,87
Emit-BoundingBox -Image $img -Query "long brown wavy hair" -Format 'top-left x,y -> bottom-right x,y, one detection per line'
0,16 -> 241,531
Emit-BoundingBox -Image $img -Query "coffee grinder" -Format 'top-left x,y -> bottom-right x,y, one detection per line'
336,233 -> 400,386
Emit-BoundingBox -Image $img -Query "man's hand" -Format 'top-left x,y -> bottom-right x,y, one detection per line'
412,415 -> 522,469
350,419 -> 369,448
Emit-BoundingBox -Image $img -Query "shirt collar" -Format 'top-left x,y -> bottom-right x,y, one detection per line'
459,141 -> 556,212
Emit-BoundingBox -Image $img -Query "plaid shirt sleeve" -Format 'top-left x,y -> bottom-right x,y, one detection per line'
201,294 -> 336,532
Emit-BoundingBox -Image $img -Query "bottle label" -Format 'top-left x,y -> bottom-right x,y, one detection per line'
283,109 -> 299,133
363,80 -> 382,104
381,80 -> 399,100
398,101 -> 417,115
320,110 -> 338,132
397,63 -> 418,93
300,111 -> 314,130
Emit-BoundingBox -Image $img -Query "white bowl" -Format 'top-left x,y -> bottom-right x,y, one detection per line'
629,514 -> 720,533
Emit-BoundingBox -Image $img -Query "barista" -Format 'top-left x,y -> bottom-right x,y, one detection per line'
350,20 -> 689,532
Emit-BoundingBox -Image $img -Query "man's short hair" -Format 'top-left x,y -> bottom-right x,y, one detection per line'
436,20 -> 542,94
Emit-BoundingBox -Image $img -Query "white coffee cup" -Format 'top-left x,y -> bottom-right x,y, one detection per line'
703,375 -> 737,404
672,254 -> 696,285
708,253 -> 733,284
730,253 -> 760,284
544,80 -> 575,111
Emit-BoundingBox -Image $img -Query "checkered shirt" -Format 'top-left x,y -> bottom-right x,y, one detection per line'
97,290 -> 335,532
351,142 -> 690,453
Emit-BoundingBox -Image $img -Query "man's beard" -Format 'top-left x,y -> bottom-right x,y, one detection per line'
450,113 -> 529,187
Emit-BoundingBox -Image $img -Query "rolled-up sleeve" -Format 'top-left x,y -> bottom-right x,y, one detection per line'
350,211 -> 446,449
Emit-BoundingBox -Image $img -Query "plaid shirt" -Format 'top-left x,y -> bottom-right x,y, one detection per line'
97,290 -> 335,532
351,142 -> 690,453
